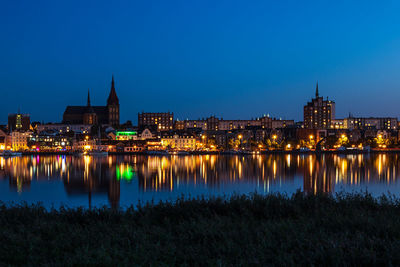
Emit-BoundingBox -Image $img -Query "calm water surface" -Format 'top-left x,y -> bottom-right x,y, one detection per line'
1,154 -> 400,208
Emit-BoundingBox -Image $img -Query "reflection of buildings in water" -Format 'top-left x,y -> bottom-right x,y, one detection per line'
0,157 -> 33,192
302,153 -> 400,194
135,154 -> 400,194
1,154 -> 400,201
303,155 -> 335,194
135,155 -> 298,192
63,156 -> 120,209
0,155 -> 120,208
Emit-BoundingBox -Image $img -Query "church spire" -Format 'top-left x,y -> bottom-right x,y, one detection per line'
87,89 -> 91,107
315,81 -> 319,98
107,75 -> 119,105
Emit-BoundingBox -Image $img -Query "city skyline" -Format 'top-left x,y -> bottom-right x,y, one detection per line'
1,78 -> 399,126
2,1 -> 400,124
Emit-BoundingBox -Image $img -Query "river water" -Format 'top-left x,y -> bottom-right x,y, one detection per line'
0,154 -> 399,208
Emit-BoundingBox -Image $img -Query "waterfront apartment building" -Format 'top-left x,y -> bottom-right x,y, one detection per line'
346,116 -> 397,130
138,112 -> 174,131
174,116 -> 292,131
330,116 -> 397,130
161,133 -> 196,150
303,83 -> 335,129
28,133 -> 73,150
36,123 -> 91,134
11,131 -> 31,151
271,119 -> 295,129
8,112 -> 30,131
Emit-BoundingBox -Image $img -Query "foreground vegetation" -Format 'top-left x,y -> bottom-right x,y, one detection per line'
1,192 -> 400,266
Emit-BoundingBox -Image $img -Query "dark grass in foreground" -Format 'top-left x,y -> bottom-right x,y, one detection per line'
2,193 -> 400,266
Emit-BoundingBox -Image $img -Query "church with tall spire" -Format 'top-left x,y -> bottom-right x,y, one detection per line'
62,76 -> 120,126
303,82 -> 335,129
107,76 -> 120,126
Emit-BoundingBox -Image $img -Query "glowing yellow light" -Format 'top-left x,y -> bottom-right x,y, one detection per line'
309,135 -> 313,140
238,134 -> 243,140
0,145 -> 4,150
378,134 -> 382,139
341,134 -> 345,139
85,136 -> 89,140
287,144 -> 291,149
272,135 -> 277,140
84,145 -> 91,150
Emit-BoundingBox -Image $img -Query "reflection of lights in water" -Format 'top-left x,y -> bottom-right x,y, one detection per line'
84,155 -> 90,180
61,157 -> 66,173
341,160 -> 347,180
3,154 -> 400,197
394,166 -> 396,182
238,161 -> 242,179
116,164 -> 134,181
210,155 -> 216,168
378,155 -> 382,177
17,176 -> 22,193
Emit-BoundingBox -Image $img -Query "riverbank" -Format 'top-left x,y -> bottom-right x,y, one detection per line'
17,149 -> 400,156
1,192 -> 400,265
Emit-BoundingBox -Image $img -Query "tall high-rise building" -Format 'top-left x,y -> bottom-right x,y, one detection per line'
8,112 -> 30,131
303,83 -> 335,129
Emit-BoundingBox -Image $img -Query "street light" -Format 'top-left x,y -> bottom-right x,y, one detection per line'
309,135 -> 313,140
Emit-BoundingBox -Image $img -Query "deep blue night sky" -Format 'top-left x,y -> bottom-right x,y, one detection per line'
1,0 -> 400,124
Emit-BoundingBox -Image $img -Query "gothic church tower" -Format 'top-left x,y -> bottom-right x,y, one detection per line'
107,76 -> 120,126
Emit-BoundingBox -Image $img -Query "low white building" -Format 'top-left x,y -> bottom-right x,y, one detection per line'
161,134 -> 196,150
139,128 -> 155,140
